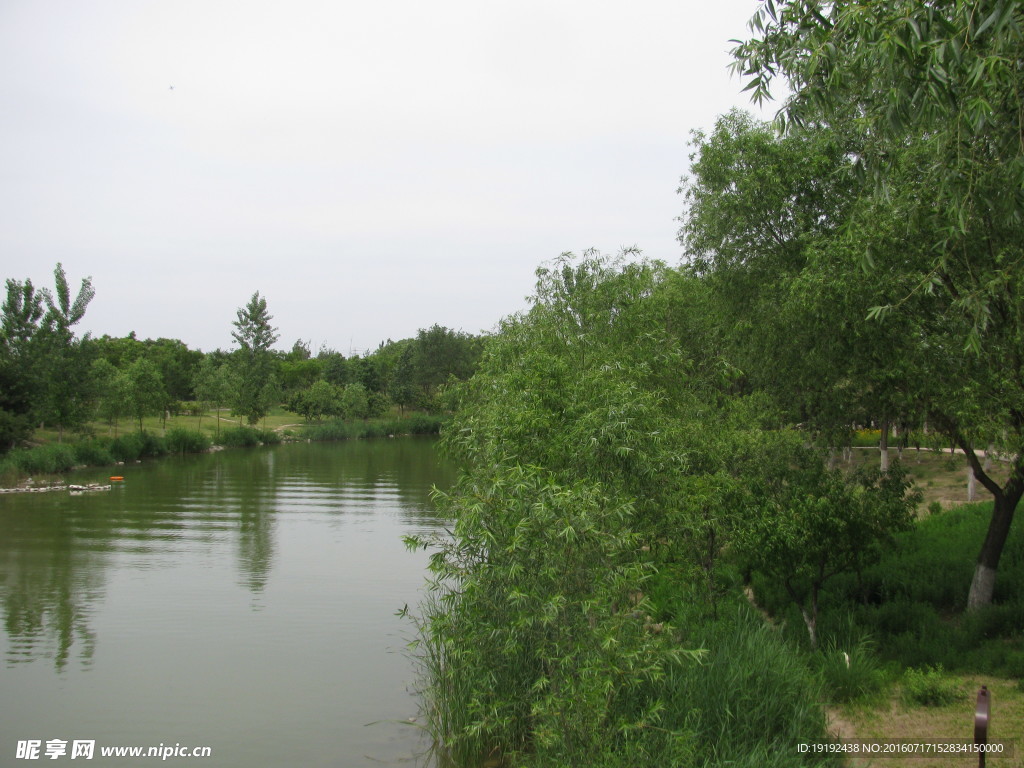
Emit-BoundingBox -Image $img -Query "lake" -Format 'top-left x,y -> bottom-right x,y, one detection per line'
0,438 -> 456,768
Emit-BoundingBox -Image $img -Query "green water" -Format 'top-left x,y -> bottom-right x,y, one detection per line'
0,438 -> 455,768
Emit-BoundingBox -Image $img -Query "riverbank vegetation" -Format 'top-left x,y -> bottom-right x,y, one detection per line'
0,268 -> 474,482
6,1 -> 1024,763
405,248 -> 1023,767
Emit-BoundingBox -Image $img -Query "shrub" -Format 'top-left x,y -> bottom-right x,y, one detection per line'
5,444 -> 78,475
110,433 -> 144,462
814,636 -> 885,703
258,429 -> 281,445
73,439 -> 115,467
109,431 -> 168,462
409,467 -> 701,768
219,427 -> 262,447
165,428 -> 211,455
902,665 -> 963,707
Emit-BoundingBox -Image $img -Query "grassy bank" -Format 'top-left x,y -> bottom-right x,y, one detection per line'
0,408 -> 444,486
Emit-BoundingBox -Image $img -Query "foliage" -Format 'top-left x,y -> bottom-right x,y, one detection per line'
218,427 -> 265,447
812,635 -> 886,704
0,277 -> 45,448
300,414 -> 444,442
229,292 -> 280,425
123,358 -> 168,432
109,431 -> 166,462
680,105 -> 1024,609
669,608 -> 837,768
30,264 -> 98,440
408,465 -> 700,768
732,0 -> 1024,310
164,428 -> 212,455
284,379 -> 344,422
406,251 -> 840,765
71,439 -> 115,467
749,501 -> 1024,676
89,358 -> 127,434
337,382 -> 369,420
902,665 -> 963,707
0,444 -> 78,476
192,356 -> 235,439
735,451 -> 920,647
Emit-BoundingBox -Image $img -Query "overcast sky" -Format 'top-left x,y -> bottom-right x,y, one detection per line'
1,0 -> 773,355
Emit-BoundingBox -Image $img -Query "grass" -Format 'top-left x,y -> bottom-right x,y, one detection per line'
828,674 -> 1024,768
840,447 -> 1011,512
740,491 -> 1024,766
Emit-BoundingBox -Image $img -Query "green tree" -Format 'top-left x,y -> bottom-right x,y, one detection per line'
338,382 -> 369,421
680,110 -> 924,456
229,292 -> 280,425
123,357 -> 167,432
412,324 -> 482,398
736,444 -> 919,648
285,379 -> 342,422
90,358 -> 127,436
37,264 -> 97,440
142,338 -> 202,402
680,107 -> 1024,609
388,345 -> 418,415
0,278 -> 45,448
193,356 -> 235,439
410,251 -> 777,762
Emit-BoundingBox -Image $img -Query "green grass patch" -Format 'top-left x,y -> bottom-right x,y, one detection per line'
901,665 -> 964,707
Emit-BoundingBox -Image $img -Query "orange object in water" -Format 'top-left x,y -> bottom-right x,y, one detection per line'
109,476 -> 124,481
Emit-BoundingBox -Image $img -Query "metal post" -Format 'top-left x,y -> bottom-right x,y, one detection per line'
975,685 -> 990,768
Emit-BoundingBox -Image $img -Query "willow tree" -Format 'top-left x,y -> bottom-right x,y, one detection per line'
408,251 -> 805,765
731,0 -> 1024,609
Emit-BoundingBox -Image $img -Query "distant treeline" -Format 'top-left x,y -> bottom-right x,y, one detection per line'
0,270 -> 482,451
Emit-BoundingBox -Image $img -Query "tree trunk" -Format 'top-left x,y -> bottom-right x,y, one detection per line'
967,463 -> 977,502
879,419 -> 890,472
967,486 -> 1022,609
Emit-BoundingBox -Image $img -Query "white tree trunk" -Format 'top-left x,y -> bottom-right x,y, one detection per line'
968,564 -> 997,611
879,420 -> 890,472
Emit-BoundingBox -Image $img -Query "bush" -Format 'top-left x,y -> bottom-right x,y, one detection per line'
73,439 -> 115,467
165,428 -> 212,455
814,636 -> 885,703
410,467 -> 701,768
4,444 -> 78,475
218,427 -> 263,447
902,665 -> 963,707
110,432 -> 167,462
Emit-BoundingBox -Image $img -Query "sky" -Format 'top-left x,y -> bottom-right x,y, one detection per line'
1,0 -> 775,355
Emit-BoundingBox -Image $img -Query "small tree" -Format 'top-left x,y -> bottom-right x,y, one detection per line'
37,264 -> 97,440
339,382 -> 369,421
90,358 -> 127,436
229,292 -> 279,425
736,445 -> 919,648
123,358 -> 167,432
193,357 -> 235,440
